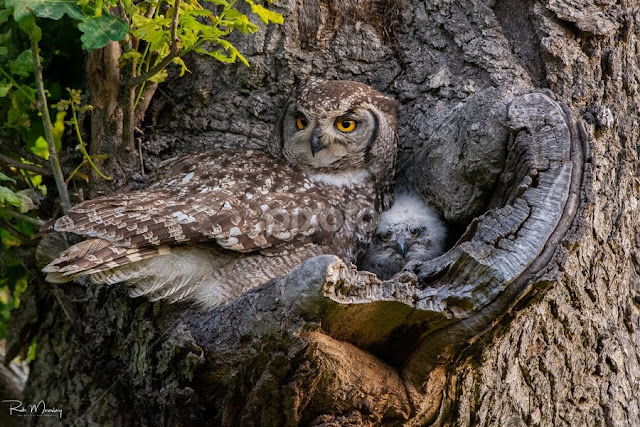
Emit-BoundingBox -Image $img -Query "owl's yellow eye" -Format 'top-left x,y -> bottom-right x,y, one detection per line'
296,114 -> 308,130
335,117 -> 357,132
410,228 -> 422,238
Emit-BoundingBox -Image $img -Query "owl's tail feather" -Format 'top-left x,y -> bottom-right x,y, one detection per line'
43,239 -> 216,305
91,247 -> 229,304
42,238 -> 168,283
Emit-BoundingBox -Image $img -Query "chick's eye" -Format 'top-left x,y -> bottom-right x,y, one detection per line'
296,114 -> 308,130
335,117 -> 357,132
378,232 -> 392,243
410,228 -> 421,237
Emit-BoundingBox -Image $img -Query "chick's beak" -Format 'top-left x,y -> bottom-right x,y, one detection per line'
397,236 -> 407,257
310,131 -> 329,157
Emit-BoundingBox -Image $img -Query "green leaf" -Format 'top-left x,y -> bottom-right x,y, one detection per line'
172,57 -> 189,76
17,14 -> 42,43
0,8 -> 11,25
6,0 -> 84,22
148,69 -> 168,84
223,9 -> 259,34
0,29 -> 14,56
119,50 -> 143,65
8,50 -> 34,78
246,1 -> 283,24
0,79 -> 11,97
0,187 -> 37,213
52,111 -> 66,150
14,190 -> 37,212
77,14 -> 129,50
31,136 -> 49,160
0,187 -> 22,209
211,50 -> 235,63
179,13 -> 223,45
13,276 -> 28,309
196,43 -> 249,67
0,173 -> 17,185
26,340 -> 37,363
186,9 -> 213,17
131,15 -> 170,52
205,0 -> 230,6
93,0 -> 103,17
0,47 -> 8,57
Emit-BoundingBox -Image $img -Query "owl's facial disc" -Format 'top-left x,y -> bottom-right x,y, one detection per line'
282,105 -> 377,171
376,225 -> 433,259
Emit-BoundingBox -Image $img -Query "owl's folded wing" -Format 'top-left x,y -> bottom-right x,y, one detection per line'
58,188 -> 331,248
42,167 -> 338,284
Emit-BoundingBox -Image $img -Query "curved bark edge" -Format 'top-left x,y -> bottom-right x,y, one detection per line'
404,94 -> 590,389
301,93 -> 589,391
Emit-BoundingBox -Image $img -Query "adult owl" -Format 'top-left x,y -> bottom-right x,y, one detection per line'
42,79 -> 400,308
359,193 -> 447,280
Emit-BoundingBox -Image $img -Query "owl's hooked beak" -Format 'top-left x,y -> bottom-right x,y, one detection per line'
310,131 -> 329,157
397,236 -> 407,257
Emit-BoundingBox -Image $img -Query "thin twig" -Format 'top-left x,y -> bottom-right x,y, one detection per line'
65,160 -> 88,184
145,2 -> 157,19
31,40 -> 71,214
0,66 -> 35,101
70,103 -> 112,181
0,218 -> 28,243
1,137 -> 52,167
138,138 -> 145,175
134,81 -> 158,125
128,52 -> 180,88
117,1 -> 130,24
0,207 -> 45,227
0,153 -> 53,176
170,0 -> 182,47
128,0 -> 182,88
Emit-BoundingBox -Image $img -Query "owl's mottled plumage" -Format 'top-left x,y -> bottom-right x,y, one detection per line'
43,79 -> 399,308
359,193 -> 447,280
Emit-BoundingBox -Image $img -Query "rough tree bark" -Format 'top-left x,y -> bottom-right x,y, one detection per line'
6,0 -> 640,425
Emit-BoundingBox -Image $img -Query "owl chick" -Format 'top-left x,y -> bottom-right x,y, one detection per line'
359,193 -> 447,280
42,79 -> 400,309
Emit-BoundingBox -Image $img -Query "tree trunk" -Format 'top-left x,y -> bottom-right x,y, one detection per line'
7,0 -> 640,425
85,42 -> 142,197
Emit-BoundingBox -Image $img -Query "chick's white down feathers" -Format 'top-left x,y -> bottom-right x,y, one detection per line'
360,193 -> 447,280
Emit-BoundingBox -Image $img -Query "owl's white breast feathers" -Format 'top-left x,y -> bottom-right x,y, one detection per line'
309,169 -> 371,188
